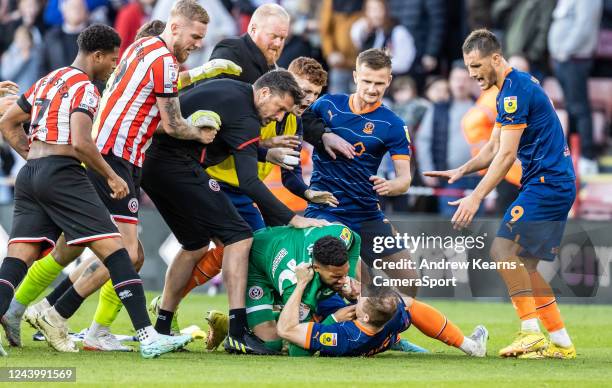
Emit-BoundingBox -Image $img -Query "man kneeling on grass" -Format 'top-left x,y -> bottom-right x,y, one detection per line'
277,263 -> 489,357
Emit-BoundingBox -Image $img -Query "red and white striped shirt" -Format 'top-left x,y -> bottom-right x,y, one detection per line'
94,36 -> 179,167
18,67 -> 99,145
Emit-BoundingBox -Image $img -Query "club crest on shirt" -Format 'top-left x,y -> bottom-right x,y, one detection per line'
504,96 -> 517,113
363,122 -> 375,134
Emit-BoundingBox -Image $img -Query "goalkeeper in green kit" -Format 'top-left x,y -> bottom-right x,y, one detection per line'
228,224 -> 360,355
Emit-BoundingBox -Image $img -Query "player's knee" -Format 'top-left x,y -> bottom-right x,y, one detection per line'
490,237 -> 519,261
253,320 -> 279,342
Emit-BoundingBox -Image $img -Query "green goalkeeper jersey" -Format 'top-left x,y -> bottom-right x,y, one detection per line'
246,224 -> 360,324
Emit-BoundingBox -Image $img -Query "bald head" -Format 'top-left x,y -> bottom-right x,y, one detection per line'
248,4 -> 290,65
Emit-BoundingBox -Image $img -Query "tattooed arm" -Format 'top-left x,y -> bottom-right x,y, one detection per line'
0,102 -> 30,159
156,96 -> 217,144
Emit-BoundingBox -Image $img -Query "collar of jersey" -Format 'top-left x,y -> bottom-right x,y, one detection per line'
349,94 -> 382,115
353,319 -> 377,336
501,67 -> 513,87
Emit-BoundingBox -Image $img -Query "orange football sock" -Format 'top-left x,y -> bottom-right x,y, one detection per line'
497,256 -> 537,321
529,271 -> 564,332
182,246 -> 224,297
408,300 -> 464,348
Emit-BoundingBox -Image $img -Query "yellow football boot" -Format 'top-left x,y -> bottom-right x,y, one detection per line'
499,331 -> 547,357
205,310 -> 228,351
519,342 -> 576,359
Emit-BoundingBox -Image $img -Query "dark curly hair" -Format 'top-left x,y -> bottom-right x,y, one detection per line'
313,236 -> 348,267
77,24 -> 121,54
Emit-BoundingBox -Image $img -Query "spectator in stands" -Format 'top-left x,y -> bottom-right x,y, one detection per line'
387,0 -> 446,90
152,0 -> 237,68
319,0 -> 362,93
424,76 -> 450,104
416,63 -> 478,216
377,76 -> 429,213
548,0 -> 604,176
350,0 -> 415,75
391,76 -> 429,134
115,0 -> 155,57
277,0 -> 323,69
1,25 -> 41,91
40,0 -> 90,75
0,0 -> 44,55
492,0 -> 555,80
43,0 -> 109,27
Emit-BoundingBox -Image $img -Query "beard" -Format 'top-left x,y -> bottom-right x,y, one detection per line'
173,42 -> 190,63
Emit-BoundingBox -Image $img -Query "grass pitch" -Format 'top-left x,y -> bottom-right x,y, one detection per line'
1,292 -> 611,387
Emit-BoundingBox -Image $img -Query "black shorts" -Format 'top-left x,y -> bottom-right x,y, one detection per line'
10,156 -> 120,253
141,155 -> 252,251
87,154 -> 141,224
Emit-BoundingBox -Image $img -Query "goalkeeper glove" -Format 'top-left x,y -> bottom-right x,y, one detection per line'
189,110 -> 221,130
189,59 -> 242,83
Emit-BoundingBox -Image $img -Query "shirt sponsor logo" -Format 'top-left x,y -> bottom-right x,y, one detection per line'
319,332 -> 337,346
271,248 -> 288,276
504,96 -> 517,113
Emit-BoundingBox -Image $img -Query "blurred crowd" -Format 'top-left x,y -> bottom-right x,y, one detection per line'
1,0 -> 612,216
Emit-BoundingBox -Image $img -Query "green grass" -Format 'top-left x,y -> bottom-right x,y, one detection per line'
2,292 -> 611,387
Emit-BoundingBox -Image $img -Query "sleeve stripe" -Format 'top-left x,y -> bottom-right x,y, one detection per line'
501,123 -> 527,130
494,122 -> 502,129
391,155 -> 411,161
237,136 -> 260,150
304,322 -> 314,350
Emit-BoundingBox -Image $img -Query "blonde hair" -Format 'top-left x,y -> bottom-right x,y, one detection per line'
248,3 -> 289,29
170,0 -> 209,24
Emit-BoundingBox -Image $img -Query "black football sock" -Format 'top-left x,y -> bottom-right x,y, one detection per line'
103,249 -> 151,331
45,276 -> 73,306
228,308 -> 247,338
154,309 -> 174,335
0,257 -> 28,316
54,287 -> 85,319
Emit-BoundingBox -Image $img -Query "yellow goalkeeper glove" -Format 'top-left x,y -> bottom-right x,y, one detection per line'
189,59 -> 242,83
189,110 -> 221,130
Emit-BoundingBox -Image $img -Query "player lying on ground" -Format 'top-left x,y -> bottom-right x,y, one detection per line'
425,29 -> 576,359
0,24 -> 192,358
0,18 -> 243,352
0,1 -> 221,353
276,263 -> 488,357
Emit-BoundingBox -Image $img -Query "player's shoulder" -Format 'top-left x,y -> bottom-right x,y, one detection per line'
376,103 -> 405,127
503,68 -> 540,96
314,93 -> 350,109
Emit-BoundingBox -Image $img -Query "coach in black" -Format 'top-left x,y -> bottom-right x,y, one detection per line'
207,3 -> 354,160
142,70 -> 328,355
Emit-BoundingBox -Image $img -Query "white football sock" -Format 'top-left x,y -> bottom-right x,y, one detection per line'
549,328 -> 572,347
137,326 -> 159,345
521,318 -> 540,332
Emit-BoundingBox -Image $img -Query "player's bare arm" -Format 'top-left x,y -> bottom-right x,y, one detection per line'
157,96 -> 218,144
71,112 -> 129,199
449,128 -> 522,229
425,125 -> 501,184
369,158 -> 412,196
0,102 -> 30,159
276,263 -> 315,345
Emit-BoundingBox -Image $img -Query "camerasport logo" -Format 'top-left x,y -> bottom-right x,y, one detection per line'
128,198 -> 139,214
